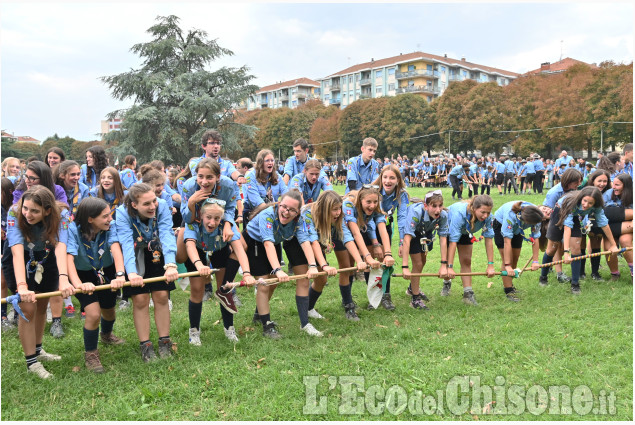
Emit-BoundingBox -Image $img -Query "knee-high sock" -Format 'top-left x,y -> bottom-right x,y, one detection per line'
339,283 -> 353,305
579,249 -> 586,275
220,304 -> 233,329
308,286 -> 322,311
590,248 -> 601,274
189,300 -> 203,330
296,295 -> 309,327
540,253 -> 554,278
571,255 -> 582,284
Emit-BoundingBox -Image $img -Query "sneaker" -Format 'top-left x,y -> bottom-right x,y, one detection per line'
46,305 -> 52,323
214,288 -> 238,314
224,326 -> 239,342
84,350 -> 105,373
571,284 -> 581,295
591,272 -> 602,281
579,273 -> 587,281
157,338 -> 173,359
343,303 -> 360,321
100,332 -> 126,345
168,299 -> 173,311
202,288 -> 213,302
28,362 -> 52,379
49,321 -> 65,338
301,323 -> 323,337
380,293 -> 395,310
232,293 -> 243,308
38,348 -> 61,361
263,321 -> 282,340
118,299 -> 130,311
557,272 -> 571,283
462,290 -> 478,306
366,303 -> 376,311
505,288 -> 520,302
149,298 -> 154,308
64,305 -> 76,318
539,275 -> 549,287
440,280 -> 451,297
1,316 -> 13,331
308,308 -> 324,319
188,328 -> 201,346
610,273 -> 621,281
406,285 -> 413,296
410,294 -> 429,310
140,341 -> 157,363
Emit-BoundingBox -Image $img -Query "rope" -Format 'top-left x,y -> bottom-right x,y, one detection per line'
222,266 -> 361,290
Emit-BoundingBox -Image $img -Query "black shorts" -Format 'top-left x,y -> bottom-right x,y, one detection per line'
123,249 -> 176,297
525,173 -> 535,185
408,229 -> 434,254
493,220 -> 524,249
545,206 -> 582,241
495,174 -> 504,185
283,237 -> 309,267
184,244 -> 231,273
242,230 -> 282,276
448,233 -> 476,246
74,264 -> 118,310
2,247 -> 59,294
326,171 -> 333,177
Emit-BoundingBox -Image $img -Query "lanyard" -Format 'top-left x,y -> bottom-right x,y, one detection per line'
81,231 -> 107,283
26,240 -> 51,283
69,185 -> 80,219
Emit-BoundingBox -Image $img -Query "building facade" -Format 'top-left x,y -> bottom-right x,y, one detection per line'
247,78 -> 321,111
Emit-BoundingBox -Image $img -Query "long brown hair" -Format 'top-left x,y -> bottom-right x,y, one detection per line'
555,187 -> 604,228
54,160 -> 81,188
17,186 -> 67,244
97,167 -> 126,202
510,201 -> 543,225
75,197 -> 110,241
310,190 -> 343,246
255,149 -> 279,185
466,194 -> 493,229
348,186 -> 383,233
372,164 -> 408,205
124,183 -> 154,218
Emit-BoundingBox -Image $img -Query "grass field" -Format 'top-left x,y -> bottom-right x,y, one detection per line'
1,185 -> 632,420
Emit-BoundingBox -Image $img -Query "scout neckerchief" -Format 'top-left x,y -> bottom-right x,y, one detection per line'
199,220 -> 224,264
131,214 -> 161,263
263,180 -> 273,203
81,229 -> 108,284
274,205 -> 297,242
419,209 -> 440,253
69,184 -> 80,220
464,212 -> 484,243
26,237 -> 51,284
301,175 -> 316,204
512,212 -> 536,244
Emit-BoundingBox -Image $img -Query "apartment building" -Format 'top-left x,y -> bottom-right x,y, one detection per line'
318,51 -> 519,108
523,57 -> 597,76
246,78 -> 321,111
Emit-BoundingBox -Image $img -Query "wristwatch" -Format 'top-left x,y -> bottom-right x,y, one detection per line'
116,271 -> 125,278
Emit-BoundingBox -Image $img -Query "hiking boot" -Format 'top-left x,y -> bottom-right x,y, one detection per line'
157,338 -> 173,359
263,321 -> 282,340
343,303 -> 360,321
49,321 -> 64,338
380,293 -> 395,310
140,341 -> 157,363
579,273 -> 587,281
28,362 -> 52,379
591,272 -> 602,281
462,290 -> 478,306
539,275 -> 549,287
301,323 -> 323,337
610,273 -> 621,281
571,284 -> 581,295
64,305 -> 76,318
307,309 -> 324,319
224,326 -> 239,343
188,328 -> 201,346
118,299 -> 130,311
232,292 -> 243,308
38,348 -> 61,361
557,272 -> 571,283
410,294 -> 429,310
100,332 -> 126,345
202,288 -> 213,302
214,288 -> 238,314
1,316 -> 13,331
505,287 -> 520,302
84,350 -> 105,373
440,280 -> 451,297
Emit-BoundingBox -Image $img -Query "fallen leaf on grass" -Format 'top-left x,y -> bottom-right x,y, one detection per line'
394,319 -> 401,327
376,324 -> 387,328
444,356 -> 452,361
487,282 -> 494,288
564,334 -> 568,339
171,343 -> 178,352
213,320 -> 220,326
193,412 -> 200,417
472,414 -> 479,420
72,366 -> 81,372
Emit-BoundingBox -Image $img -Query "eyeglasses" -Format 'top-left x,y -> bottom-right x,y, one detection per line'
279,204 -> 299,216
202,198 -> 226,208
424,190 -> 442,201
203,141 -> 222,147
362,184 -> 379,190
25,175 -> 40,182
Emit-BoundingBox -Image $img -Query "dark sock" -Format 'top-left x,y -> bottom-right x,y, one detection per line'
308,286 -> 322,311
220,304 -> 234,329
52,317 -> 61,324
571,255 -> 581,284
339,284 -> 353,305
349,274 -> 354,285
223,258 -> 241,285
590,248 -> 601,274
540,253 -> 554,278
35,343 -> 42,356
384,276 -> 391,293
504,287 -> 514,294
260,313 -> 271,326
189,300 -> 203,330
1,303 -> 7,318
296,295 -> 309,328
254,306 -> 259,317
25,353 -> 38,368
579,249 -> 586,275
363,271 -> 370,283
205,283 -> 213,292
100,317 -> 114,335
84,327 -> 99,351
139,339 -> 151,347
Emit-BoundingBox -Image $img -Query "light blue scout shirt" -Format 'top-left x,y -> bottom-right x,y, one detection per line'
65,181 -> 90,219
158,190 -> 173,209
180,175 -> 238,224
480,167 -> 491,180
447,201 -> 495,243
495,162 -> 506,174
288,173 -> 332,204
183,220 -> 241,254
243,169 -> 287,211
493,201 -> 542,240
294,206 -> 354,246
469,163 -> 479,177
89,187 -> 128,217
345,154 -> 380,193
6,207 -> 70,250
403,203 -> 449,239
119,168 -> 138,189
556,193 -> 608,229
342,198 -> 385,240
380,188 -> 409,240
449,165 -> 466,178
80,164 -> 98,189
246,206 -> 297,244
67,222 -> 118,271
188,155 -> 237,178
533,159 -> 545,172
504,159 -> 515,173
525,161 -> 535,174
519,164 -> 528,177
623,162 -> 633,178
603,188 -> 632,209
543,183 -> 565,209
283,155 -> 326,180
555,155 -> 574,169
115,199 -> 176,275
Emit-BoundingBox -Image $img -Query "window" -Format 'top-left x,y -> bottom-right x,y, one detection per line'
441,66 -> 446,74
408,80 -> 414,87
441,83 -> 446,91
408,65 -> 415,71
349,91 -> 353,98
427,96 -> 432,102
388,68 -> 395,75
349,76 -> 353,84
427,64 -> 432,71
376,87 -> 383,94
375,70 -> 383,78
388,83 -> 395,91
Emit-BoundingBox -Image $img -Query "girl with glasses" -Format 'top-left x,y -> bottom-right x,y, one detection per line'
243,149 -> 287,228
13,161 -> 67,205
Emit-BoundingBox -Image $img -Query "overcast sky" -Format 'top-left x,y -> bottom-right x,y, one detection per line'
1,1 -> 633,143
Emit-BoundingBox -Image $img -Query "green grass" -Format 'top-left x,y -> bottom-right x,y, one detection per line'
1,186 -> 632,420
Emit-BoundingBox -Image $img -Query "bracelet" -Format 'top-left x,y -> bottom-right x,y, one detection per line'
163,263 -> 177,270
440,260 -> 448,264
365,253 -> 372,259
563,249 -> 571,253
320,263 -> 329,268
242,271 -> 251,275
59,273 -> 68,277
270,267 -> 282,275
384,253 -> 393,257
401,265 -> 409,269
532,261 -> 539,264
487,262 -> 494,265
448,264 -> 453,269
504,263 -> 511,266
308,264 -> 318,268
17,282 -> 28,288
372,243 -> 381,247
193,260 -> 202,266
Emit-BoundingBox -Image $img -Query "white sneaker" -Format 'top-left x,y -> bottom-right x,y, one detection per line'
301,323 -> 323,337
149,298 -> 154,308
46,305 -> 52,323
118,300 -> 130,311
168,299 -> 173,311
307,309 -> 324,319
28,362 -> 52,379
38,349 -> 61,361
188,327 -> 201,346
224,326 -> 239,342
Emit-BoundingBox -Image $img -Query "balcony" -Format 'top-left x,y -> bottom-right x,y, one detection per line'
279,94 -> 289,101
259,97 -> 268,105
395,69 -> 439,79
360,77 -> 371,86
296,92 -> 308,99
329,98 -> 341,105
330,82 -> 341,91
396,85 -> 439,95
